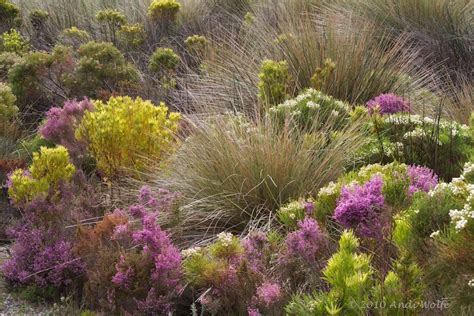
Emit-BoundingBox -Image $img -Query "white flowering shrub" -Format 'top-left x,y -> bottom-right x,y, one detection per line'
268,89 -> 350,132
357,111 -> 473,180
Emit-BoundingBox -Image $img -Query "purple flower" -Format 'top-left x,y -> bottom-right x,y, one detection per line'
39,98 -> 94,158
304,201 -> 314,216
283,217 -> 324,264
1,226 -> 84,289
242,231 -> 269,273
256,282 -> 282,307
407,165 -> 438,195
111,255 -> 134,289
333,176 -> 385,238
366,93 -> 410,115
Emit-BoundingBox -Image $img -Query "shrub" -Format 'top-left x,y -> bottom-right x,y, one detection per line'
75,96 -> 180,178
63,41 -> 139,99
278,217 -> 328,289
95,9 -> 126,45
0,51 -> 20,79
258,59 -> 292,108
315,162 -> 438,238
183,231 -> 281,314
184,35 -> 208,58
0,0 -> 19,32
0,82 -> 17,121
359,112 -> 472,180
0,29 -> 29,55
77,187 -> 182,313
422,162 -> 474,312
149,47 -> 181,74
1,226 -> 85,291
118,23 -> 145,49
39,98 -> 93,161
148,0 -> 181,22
310,58 -> 335,91
8,46 -> 75,119
7,146 -> 76,205
59,27 -> 89,47
268,88 -> 350,132
286,230 -> 373,315
333,176 -> 385,238
276,199 -> 314,230
29,9 -> 49,32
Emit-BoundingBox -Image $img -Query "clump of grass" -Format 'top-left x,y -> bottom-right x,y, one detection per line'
341,0 -> 474,84
152,113 -> 367,241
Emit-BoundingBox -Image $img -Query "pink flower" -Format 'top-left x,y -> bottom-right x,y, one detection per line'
256,282 -> 282,307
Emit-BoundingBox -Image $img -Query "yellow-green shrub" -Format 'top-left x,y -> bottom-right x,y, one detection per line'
0,82 -> 17,121
148,0 -> 181,21
8,146 -> 76,204
0,29 -> 29,55
75,96 -> 181,177
118,23 -> 145,49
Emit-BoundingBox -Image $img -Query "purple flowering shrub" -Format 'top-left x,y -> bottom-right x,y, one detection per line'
2,226 -> 84,289
366,93 -> 410,115
407,165 -> 438,195
314,163 -> 439,239
333,176 -> 385,238
278,217 -> 329,289
39,99 -> 94,162
1,173 -> 99,297
76,186 -> 182,314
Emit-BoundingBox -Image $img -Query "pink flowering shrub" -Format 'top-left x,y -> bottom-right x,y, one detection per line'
366,93 -> 410,115
77,186 -> 183,314
39,98 -> 94,161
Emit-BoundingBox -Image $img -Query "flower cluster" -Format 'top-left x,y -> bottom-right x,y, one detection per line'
277,199 -> 314,229
407,165 -> 438,194
282,217 -> 325,264
366,93 -> 410,115
40,99 -> 93,159
255,282 -> 282,307
269,88 -> 350,131
1,226 -> 84,289
333,176 -> 385,238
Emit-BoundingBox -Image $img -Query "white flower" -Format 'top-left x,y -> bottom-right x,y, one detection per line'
289,213 -> 296,219
455,218 -> 468,231
217,232 -> 234,246
430,230 -> 440,238
296,94 -> 307,102
181,246 -> 202,258
318,181 -> 337,197
331,110 -> 339,117
306,101 -> 320,109
468,279 -> 474,288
